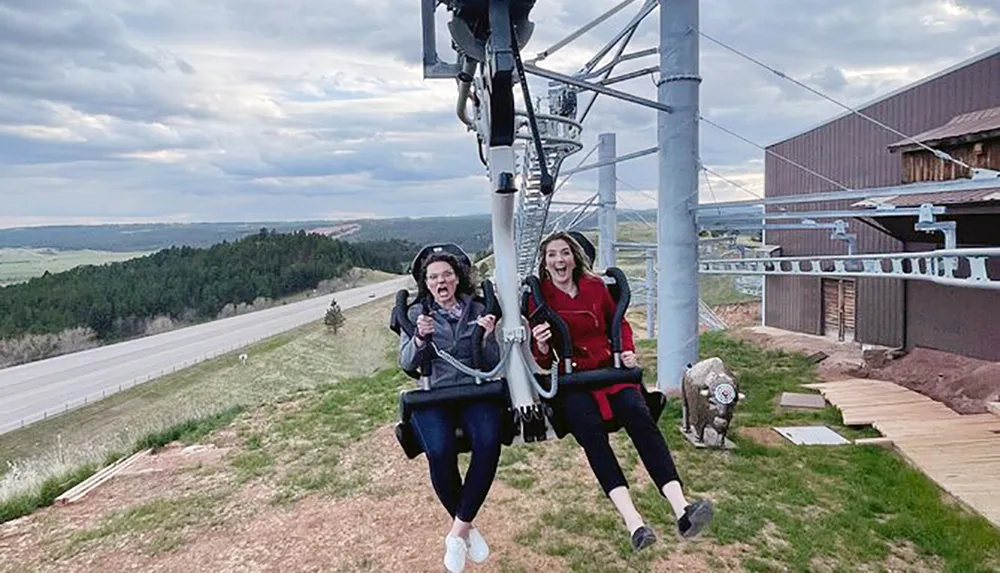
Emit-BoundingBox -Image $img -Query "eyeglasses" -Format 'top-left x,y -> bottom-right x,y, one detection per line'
427,270 -> 456,281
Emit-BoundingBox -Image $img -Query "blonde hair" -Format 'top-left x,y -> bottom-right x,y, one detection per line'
537,231 -> 598,282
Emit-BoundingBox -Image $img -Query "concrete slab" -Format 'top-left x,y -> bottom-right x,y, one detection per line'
780,392 -> 828,409
774,426 -> 850,446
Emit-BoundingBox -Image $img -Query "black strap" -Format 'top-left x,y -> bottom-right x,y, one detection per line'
471,280 -> 499,369
603,268 -> 631,354
509,8 -> 554,195
419,298 -> 434,378
524,276 -> 573,364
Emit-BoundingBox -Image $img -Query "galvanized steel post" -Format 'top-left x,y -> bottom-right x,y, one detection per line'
645,248 -> 656,338
656,0 -> 700,392
597,132 -> 617,269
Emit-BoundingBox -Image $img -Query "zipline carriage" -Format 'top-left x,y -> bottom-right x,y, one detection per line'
385,0 -> 671,457
389,236 -> 667,458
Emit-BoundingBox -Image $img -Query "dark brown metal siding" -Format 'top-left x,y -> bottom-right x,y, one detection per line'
765,276 -> 821,335
904,242 -> 1000,361
764,52 -> 1000,347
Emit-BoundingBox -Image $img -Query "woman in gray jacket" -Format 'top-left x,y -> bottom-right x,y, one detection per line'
398,251 -> 502,573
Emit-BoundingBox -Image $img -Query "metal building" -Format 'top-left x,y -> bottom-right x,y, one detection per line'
763,46 -> 1000,360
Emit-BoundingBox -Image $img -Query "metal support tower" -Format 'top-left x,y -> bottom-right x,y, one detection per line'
597,133 -> 618,269
656,0 -> 700,393
645,249 -> 656,337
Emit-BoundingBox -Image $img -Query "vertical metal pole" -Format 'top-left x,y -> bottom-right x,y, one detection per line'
491,174 -> 535,413
761,227 -> 768,327
656,0 -> 700,393
645,248 -> 656,338
597,133 -> 617,269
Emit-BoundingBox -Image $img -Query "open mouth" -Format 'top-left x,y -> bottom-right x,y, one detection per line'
552,265 -> 569,279
436,285 -> 450,296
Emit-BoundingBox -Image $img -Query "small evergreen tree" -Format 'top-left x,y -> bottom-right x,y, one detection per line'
324,299 -> 346,333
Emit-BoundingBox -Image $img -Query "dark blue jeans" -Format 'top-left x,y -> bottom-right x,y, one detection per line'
410,400 -> 504,522
558,387 -> 681,496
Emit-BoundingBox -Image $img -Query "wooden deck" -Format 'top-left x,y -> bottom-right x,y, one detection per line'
803,378 -> 1000,528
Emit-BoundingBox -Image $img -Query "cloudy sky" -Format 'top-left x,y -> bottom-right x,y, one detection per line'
1,0 -> 998,228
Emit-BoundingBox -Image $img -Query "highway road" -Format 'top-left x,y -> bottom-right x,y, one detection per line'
0,276 -> 413,436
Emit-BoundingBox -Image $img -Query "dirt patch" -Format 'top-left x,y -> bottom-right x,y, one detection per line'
870,347 -> 1000,415
306,223 -> 361,239
730,326 -> 868,381
737,427 -> 788,447
731,326 -> 1000,416
0,420 -> 751,573
714,301 -> 760,329
0,441 -> 234,569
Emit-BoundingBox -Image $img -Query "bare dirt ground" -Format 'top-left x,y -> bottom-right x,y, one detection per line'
0,423 -> 748,573
732,325 -> 1000,415
870,347 -> 1000,415
731,326 -> 869,382
713,302 -> 760,330
305,224 -> 361,240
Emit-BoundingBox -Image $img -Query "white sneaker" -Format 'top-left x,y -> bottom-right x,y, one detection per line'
466,527 -> 490,563
444,535 -> 467,573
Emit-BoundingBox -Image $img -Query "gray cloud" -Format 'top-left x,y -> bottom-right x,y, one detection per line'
0,0 -> 998,226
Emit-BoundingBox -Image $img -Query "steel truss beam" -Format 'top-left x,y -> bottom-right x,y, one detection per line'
577,0 -> 658,76
529,0 -> 639,64
523,64 -> 673,113
582,47 -> 659,79
561,145 -> 658,176
694,175 -> 1000,211
696,205 -> 944,226
699,248 -> 1000,290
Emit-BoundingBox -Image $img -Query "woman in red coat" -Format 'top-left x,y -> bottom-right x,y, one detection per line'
529,231 -> 713,550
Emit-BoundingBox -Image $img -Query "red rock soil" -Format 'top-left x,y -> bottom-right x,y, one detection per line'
732,325 -> 1000,414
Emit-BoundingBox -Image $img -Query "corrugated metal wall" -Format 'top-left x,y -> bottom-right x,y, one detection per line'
764,276 -> 821,334
763,51 -> 1000,347
904,242 -> 1000,361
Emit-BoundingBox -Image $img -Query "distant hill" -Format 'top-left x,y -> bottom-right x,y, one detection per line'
0,216 -> 494,255
0,209 -> 663,257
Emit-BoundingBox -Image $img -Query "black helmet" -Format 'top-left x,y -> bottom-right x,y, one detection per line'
408,243 -> 472,283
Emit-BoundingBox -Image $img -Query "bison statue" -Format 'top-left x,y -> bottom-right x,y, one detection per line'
681,357 -> 744,447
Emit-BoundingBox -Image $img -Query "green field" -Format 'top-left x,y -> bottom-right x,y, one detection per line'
0,248 -> 151,286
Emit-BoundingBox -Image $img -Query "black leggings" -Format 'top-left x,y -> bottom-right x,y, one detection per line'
558,387 -> 682,496
410,400 -> 504,522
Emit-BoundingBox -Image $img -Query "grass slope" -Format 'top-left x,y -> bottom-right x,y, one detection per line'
2,313 -> 998,572
0,294 -> 398,513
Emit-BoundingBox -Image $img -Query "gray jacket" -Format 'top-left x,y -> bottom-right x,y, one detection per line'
398,293 -> 501,388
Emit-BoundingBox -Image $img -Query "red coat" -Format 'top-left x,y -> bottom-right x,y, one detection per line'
529,273 -> 637,420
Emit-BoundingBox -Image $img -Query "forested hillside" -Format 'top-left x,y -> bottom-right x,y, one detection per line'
0,229 -> 416,342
